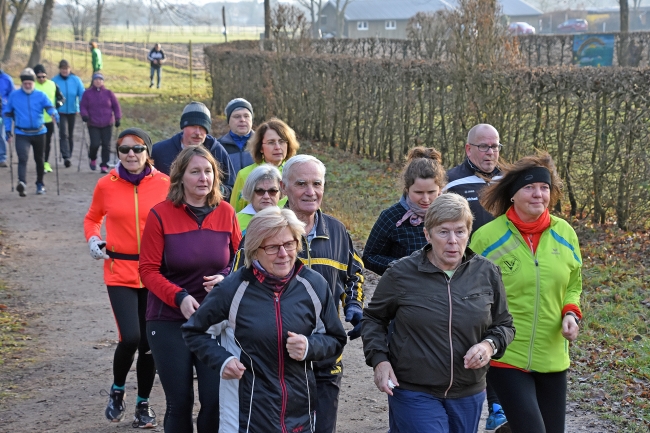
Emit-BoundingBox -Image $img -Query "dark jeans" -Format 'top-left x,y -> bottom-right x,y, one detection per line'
388,388 -> 485,433
15,134 -> 46,185
88,125 -> 112,168
43,122 -> 54,162
150,66 -> 162,87
106,286 -> 155,399
314,363 -> 343,433
488,367 -> 567,433
59,113 -> 76,159
147,320 -> 220,433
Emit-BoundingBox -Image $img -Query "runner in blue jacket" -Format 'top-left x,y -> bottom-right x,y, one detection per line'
3,68 -> 59,196
52,59 -> 85,166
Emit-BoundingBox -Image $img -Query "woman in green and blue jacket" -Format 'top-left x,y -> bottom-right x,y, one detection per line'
470,152 -> 582,433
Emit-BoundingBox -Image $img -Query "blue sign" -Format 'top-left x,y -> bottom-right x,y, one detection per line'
573,34 -> 615,67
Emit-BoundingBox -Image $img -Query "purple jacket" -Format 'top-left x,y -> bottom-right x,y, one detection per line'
79,85 -> 121,128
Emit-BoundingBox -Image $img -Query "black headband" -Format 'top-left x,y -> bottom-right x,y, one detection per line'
510,166 -> 551,197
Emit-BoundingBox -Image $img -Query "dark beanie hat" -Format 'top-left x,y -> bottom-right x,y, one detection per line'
20,68 -> 36,82
58,59 -> 70,69
180,102 -> 212,133
33,64 -> 46,75
118,128 -> 153,155
225,98 -> 253,123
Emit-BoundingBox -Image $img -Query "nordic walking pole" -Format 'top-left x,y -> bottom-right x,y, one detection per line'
8,120 -> 14,191
78,122 -> 86,172
53,121 -> 60,195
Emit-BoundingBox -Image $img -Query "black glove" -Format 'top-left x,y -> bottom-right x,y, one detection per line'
115,120 -> 121,128
345,304 -> 363,340
82,116 -> 89,123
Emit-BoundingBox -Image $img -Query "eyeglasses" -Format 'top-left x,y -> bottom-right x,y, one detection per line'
262,139 -> 287,147
254,187 -> 279,197
469,143 -> 503,152
258,240 -> 298,255
36,75 -> 47,79
118,145 -> 147,154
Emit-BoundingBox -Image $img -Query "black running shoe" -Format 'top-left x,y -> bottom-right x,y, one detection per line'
104,387 -> 126,422
132,401 -> 157,428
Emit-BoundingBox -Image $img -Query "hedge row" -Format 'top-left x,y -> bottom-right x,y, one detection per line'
206,42 -> 650,229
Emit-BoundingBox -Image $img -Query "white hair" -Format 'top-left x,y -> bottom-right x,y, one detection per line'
241,164 -> 282,202
281,155 -> 326,185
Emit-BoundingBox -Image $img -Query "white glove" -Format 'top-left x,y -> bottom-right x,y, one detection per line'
88,236 -> 109,260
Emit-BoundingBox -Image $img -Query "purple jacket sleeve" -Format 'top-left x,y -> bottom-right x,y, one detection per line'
109,91 -> 122,121
79,91 -> 89,118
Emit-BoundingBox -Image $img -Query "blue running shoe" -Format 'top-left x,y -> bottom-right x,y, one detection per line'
486,403 -> 508,430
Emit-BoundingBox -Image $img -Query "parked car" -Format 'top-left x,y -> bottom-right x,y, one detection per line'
557,19 -> 588,33
508,22 -> 536,35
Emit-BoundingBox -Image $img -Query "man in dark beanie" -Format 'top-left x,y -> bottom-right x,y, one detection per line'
216,97 -> 254,176
2,67 -> 59,196
151,101 -> 235,199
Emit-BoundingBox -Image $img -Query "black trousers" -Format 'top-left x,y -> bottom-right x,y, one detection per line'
314,362 -> 343,433
15,134 -> 46,185
147,320 -> 220,433
488,367 -> 567,433
106,286 -> 155,399
59,113 -> 76,159
88,125 -> 112,168
43,122 -> 55,162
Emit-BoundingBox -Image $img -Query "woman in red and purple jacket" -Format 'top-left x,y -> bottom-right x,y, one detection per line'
79,72 -> 121,173
84,128 -> 169,427
139,145 -> 242,433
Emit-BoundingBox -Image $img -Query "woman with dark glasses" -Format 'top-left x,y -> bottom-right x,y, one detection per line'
84,128 -> 169,428
237,164 -> 285,235
229,118 -> 300,212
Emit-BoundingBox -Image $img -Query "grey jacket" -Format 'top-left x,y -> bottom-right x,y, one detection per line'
361,245 -> 515,399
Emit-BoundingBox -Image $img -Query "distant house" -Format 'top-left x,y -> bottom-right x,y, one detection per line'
319,0 -> 543,39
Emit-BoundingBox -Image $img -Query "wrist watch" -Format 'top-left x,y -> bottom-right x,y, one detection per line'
483,338 -> 497,356
565,312 -> 580,326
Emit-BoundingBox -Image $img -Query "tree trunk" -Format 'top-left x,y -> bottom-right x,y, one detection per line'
619,0 -> 629,65
2,0 -> 30,62
94,0 -> 104,38
0,0 -> 8,52
264,0 -> 271,40
27,0 -> 55,66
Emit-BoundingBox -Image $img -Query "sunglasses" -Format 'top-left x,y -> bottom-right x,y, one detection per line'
36,75 -> 47,79
118,145 -> 147,154
254,187 -> 279,197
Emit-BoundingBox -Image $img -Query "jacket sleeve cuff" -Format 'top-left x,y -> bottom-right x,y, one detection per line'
562,304 -> 582,319
370,353 -> 390,369
300,336 -> 310,362
175,290 -> 189,308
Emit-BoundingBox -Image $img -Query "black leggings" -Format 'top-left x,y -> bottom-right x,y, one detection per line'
43,122 -> 54,162
488,367 -> 567,433
58,113 -> 76,159
88,125 -> 112,167
107,286 -> 155,398
147,320 -> 221,433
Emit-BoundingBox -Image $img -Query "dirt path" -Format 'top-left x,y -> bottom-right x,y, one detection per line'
0,122 -> 614,432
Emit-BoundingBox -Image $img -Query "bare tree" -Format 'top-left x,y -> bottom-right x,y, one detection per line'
64,0 -> 92,41
619,0 -> 629,65
334,0 -> 352,37
264,0 -> 270,39
2,0 -> 31,62
27,0 -> 54,66
296,0 -> 323,38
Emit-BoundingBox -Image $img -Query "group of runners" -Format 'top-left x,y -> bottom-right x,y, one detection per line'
0,59 -> 582,433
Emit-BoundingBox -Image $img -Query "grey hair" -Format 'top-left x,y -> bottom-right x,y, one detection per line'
281,154 -> 326,185
243,207 -> 306,268
241,164 -> 282,202
424,193 -> 474,234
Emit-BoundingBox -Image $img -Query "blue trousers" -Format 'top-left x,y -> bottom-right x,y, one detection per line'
388,388 -> 485,433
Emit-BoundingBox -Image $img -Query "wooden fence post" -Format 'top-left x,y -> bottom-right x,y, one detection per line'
189,40 -> 193,98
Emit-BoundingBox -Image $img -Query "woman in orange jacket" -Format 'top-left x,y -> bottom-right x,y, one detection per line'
83,128 -> 169,428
